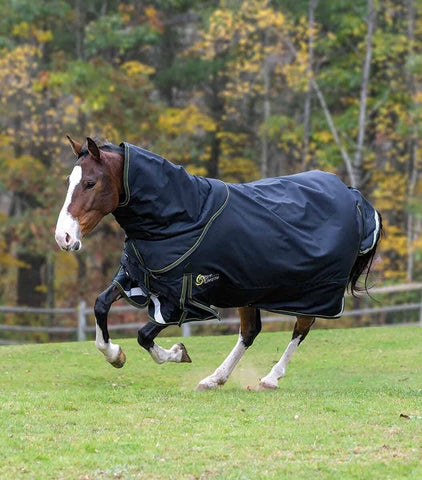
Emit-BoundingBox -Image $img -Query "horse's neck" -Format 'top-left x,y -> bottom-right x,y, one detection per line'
104,151 -> 125,200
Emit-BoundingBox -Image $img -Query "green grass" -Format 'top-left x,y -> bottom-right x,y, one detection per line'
1,327 -> 421,480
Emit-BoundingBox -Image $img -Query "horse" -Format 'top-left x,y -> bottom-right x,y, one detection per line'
55,136 -> 382,391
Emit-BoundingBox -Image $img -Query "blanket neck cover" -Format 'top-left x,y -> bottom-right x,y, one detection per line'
112,143 -> 380,326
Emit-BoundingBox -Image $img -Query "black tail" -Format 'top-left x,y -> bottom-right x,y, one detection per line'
348,211 -> 383,296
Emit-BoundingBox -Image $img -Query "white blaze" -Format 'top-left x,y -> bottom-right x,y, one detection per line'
55,165 -> 82,250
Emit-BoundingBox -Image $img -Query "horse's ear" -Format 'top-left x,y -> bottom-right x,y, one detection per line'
86,137 -> 101,163
66,135 -> 83,157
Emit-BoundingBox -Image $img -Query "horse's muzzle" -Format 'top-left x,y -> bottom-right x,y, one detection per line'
55,232 -> 82,252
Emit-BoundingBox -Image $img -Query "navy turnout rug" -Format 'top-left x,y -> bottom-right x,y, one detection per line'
111,143 -> 380,325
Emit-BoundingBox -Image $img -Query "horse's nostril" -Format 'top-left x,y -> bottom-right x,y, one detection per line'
65,233 -> 70,244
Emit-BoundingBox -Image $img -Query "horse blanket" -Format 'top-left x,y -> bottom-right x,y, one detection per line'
112,143 -> 380,325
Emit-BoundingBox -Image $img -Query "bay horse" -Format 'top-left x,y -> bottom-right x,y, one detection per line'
55,137 -> 382,390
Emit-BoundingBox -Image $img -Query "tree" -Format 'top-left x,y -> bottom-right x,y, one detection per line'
0,42 -> 77,306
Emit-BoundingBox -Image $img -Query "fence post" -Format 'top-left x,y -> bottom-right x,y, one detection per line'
77,300 -> 87,341
182,322 -> 191,337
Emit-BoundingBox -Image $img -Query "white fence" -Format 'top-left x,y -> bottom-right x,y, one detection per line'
1,283 -> 421,344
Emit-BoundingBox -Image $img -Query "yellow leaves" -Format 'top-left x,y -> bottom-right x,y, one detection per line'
0,154 -> 46,193
216,131 -> 260,182
185,166 -> 208,177
121,61 -> 155,78
12,22 -> 30,37
208,9 -> 234,40
372,171 -> 406,211
0,45 -> 43,99
54,253 -> 79,294
118,3 -> 135,24
154,107 -> 217,171
100,124 -> 120,144
216,131 -> 248,155
284,61 -> 309,92
378,221 -> 408,281
219,156 -> 260,183
0,134 -> 12,148
314,130 -> 333,144
64,104 -> 78,118
199,0 -> 289,65
0,243 -> 22,269
369,161 -> 421,279
144,6 -> 163,33
412,235 -> 422,255
413,91 -> 422,104
256,8 -> 285,30
34,30 -> 53,44
376,102 -> 409,145
158,105 -> 216,136
384,225 -> 408,256
195,0 -> 297,121
0,214 -> 24,269
12,22 -> 53,44
352,23 -> 365,37
90,97 -> 107,112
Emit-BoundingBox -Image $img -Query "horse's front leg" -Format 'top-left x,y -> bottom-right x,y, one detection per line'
94,283 -> 126,368
138,322 -> 192,364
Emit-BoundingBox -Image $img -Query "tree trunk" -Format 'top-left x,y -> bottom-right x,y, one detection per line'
311,78 -> 356,186
406,0 -> 419,281
206,71 -> 225,178
208,128 -> 221,178
353,0 -> 376,191
76,254 -> 88,300
75,0 -> 86,60
284,38 -> 356,186
17,253 -> 46,307
303,0 -> 317,166
12,132 -> 48,308
261,59 -> 271,178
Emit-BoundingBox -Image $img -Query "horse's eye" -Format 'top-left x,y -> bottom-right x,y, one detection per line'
86,181 -> 96,190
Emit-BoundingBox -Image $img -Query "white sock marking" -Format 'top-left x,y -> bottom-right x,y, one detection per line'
197,335 -> 247,390
95,324 -> 120,363
260,336 -> 301,388
149,343 -> 184,364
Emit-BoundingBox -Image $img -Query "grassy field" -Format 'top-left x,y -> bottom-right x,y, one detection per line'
1,327 -> 421,480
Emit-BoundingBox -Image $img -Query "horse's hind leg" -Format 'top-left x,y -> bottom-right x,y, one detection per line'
138,322 -> 192,364
94,283 -> 127,368
196,307 -> 262,391
259,316 -> 315,390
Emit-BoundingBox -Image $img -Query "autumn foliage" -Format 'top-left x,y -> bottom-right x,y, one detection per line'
0,0 -> 420,313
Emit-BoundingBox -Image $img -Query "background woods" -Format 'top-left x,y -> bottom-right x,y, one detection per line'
0,1 -> 421,329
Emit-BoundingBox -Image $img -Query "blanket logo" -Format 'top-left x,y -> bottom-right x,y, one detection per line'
195,273 -> 220,287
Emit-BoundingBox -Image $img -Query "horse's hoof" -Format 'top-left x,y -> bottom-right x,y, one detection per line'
196,376 -> 225,392
258,379 -> 278,390
177,343 -> 192,363
110,347 -> 126,369
196,381 -> 216,392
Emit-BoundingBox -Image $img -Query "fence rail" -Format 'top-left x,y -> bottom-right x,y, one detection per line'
1,283 -> 421,344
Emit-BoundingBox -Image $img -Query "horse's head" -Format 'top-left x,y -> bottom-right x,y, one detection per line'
55,136 -> 123,251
